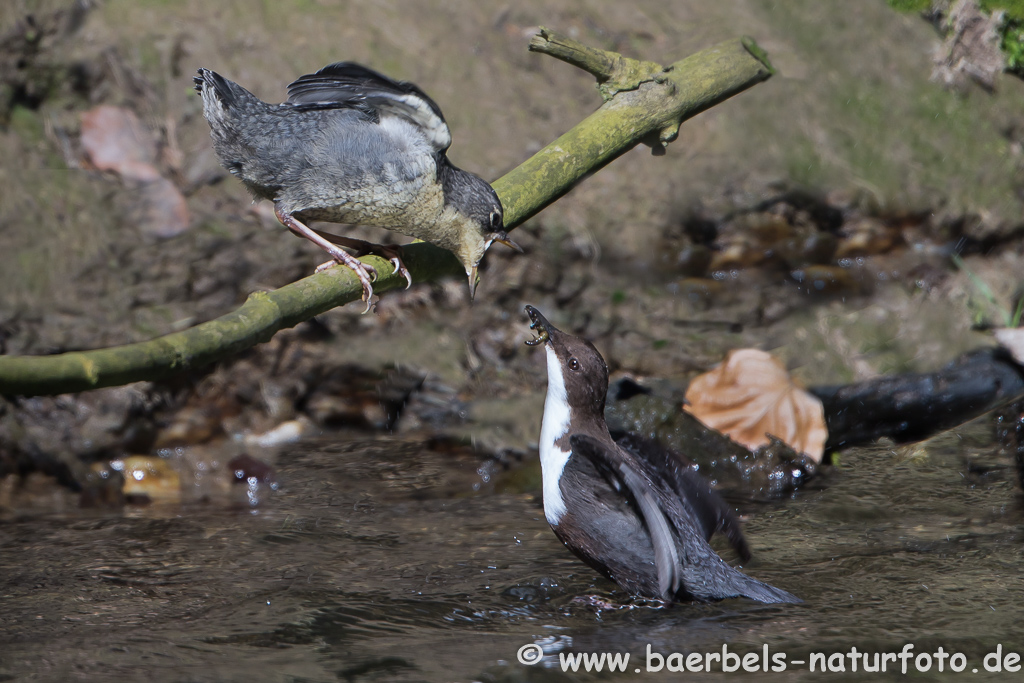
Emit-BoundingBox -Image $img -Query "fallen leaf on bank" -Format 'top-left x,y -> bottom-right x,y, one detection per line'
994,328 -> 1024,367
80,105 -> 160,181
80,105 -> 190,238
684,348 -> 827,462
128,176 -> 191,239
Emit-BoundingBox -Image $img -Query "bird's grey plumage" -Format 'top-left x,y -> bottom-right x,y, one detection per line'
287,62 -> 451,152
193,62 -> 515,305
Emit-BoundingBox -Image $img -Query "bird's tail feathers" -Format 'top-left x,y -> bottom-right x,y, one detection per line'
682,562 -> 801,604
193,68 -> 263,123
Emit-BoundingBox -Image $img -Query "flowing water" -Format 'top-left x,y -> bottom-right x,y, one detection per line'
1,417 -> 1021,682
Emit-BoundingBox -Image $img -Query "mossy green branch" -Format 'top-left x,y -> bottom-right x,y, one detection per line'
0,32 -> 772,397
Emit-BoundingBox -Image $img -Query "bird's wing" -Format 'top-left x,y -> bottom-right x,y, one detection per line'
570,434 -> 800,604
286,62 -> 452,153
614,431 -> 751,562
569,434 -> 682,600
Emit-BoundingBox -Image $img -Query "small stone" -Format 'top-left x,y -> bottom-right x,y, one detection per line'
111,456 -> 181,504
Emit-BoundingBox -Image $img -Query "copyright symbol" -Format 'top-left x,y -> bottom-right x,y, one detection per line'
517,643 -> 544,665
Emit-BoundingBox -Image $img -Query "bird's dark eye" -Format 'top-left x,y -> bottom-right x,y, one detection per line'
569,358 -> 580,371
490,211 -> 503,230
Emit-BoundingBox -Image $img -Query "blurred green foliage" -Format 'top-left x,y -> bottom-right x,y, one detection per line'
887,0 -> 932,11
999,17 -> 1024,74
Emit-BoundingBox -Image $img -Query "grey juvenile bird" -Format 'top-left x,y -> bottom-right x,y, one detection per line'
194,62 -> 519,306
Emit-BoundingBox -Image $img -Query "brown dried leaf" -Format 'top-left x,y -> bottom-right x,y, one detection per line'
131,176 -> 191,239
684,348 -> 827,463
80,105 -> 191,238
80,105 -> 160,181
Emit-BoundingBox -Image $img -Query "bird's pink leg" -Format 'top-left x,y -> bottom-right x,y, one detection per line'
274,205 -> 377,311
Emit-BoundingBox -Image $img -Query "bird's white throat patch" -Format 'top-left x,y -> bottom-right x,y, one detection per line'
539,344 -> 571,525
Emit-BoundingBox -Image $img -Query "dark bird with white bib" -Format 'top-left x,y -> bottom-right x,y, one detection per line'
525,305 -> 799,604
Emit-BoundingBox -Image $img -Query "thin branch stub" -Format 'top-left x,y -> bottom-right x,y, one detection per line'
529,26 -> 666,100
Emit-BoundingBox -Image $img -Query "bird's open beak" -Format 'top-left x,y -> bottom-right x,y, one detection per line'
468,265 -> 478,301
524,305 -> 552,346
488,231 -> 523,253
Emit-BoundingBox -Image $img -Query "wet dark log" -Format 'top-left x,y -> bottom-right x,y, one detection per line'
812,348 -> 1024,451
995,400 -> 1024,490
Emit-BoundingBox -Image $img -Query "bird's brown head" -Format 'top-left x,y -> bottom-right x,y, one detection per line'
525,305 -> 609,415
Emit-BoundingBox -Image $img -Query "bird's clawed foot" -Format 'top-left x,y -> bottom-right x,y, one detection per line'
315,257 -> 378,313
313,230 -> 412,289
354,242 -> 411,289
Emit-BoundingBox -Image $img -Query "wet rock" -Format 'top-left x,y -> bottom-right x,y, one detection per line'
304,365 -> 422,430
606,392 -> 813,499
502,577 -> 567,602
673,244 -> 713,277
835,218 -> 900,258
746,213 -> 797,246
79,461 -> 125,508
774,231 -> 839,269
242,419 -> 310,448
0,386 -> 162,490
0,472 -> 78,513
227,453 -> 277,485
791,265 -> 860,296
709,238 -> 765,271
113,455 -> 181,504
397,379 -> 470,433
154,404 -> 224,448
672,277 -> 723,307
665,190 -> 854,278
